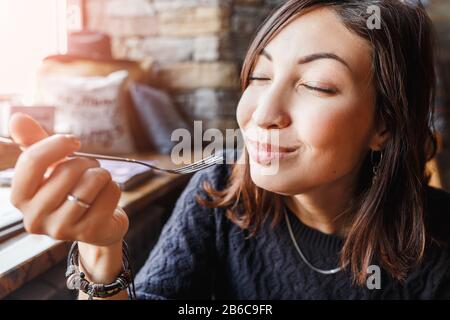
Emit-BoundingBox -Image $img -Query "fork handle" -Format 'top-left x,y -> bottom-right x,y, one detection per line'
71,151 -> 135,164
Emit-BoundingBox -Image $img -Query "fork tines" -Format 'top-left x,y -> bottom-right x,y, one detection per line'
174,154 -> 224,174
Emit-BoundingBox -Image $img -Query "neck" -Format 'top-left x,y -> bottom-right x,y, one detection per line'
285,172 -> 358,238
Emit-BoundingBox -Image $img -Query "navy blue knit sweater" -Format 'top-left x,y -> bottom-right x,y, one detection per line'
134,163 -> 450,299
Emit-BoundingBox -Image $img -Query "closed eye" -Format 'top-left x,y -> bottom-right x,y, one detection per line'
249,76 -> 270,82
249,76 -> 337,94
302,84 -> 337,94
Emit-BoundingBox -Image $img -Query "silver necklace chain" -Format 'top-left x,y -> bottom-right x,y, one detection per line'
284,210 -> 344,275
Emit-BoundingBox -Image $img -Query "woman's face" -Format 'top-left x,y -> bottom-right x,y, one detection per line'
237,7 -> 385,195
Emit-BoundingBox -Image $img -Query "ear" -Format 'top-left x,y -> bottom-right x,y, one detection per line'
368,121 -> 390,151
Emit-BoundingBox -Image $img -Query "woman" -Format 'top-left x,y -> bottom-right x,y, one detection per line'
9,0 -> 450,299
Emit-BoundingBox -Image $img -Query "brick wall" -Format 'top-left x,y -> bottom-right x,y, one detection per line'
85,0 -> 283,132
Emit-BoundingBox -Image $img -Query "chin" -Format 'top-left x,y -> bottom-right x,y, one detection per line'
249,163 -> 305,196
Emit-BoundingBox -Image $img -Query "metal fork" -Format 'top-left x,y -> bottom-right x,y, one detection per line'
0,137 -> 224,174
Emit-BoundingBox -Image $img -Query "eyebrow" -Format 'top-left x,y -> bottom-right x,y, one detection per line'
260,49 -> 351,71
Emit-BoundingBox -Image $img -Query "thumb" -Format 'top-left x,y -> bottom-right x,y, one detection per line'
9,113 -> 49,147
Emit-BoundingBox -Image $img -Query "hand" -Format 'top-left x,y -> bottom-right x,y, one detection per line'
9,113 -> 129,247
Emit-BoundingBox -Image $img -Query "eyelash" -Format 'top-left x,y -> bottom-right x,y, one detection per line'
301,84 -> 336,94
248,76 -> 336,94
248,76 -> 270,85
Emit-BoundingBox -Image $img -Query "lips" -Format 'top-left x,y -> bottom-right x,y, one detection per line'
246,138 -> 299,165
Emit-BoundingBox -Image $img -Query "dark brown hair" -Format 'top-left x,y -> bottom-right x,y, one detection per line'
197,0 -> 438,285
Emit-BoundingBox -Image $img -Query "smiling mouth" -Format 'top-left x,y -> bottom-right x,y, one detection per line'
246,139 -> 300,165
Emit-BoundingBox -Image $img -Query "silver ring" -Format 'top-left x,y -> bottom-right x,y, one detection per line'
67,194 -> 91,209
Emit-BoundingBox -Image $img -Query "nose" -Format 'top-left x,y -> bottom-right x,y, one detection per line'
251,85 -> 292,130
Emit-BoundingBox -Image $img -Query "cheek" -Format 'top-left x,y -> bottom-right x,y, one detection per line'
295,99 -> 374,152
289,97 -> 376,186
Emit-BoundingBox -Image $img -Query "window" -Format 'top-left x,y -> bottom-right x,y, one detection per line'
0,0 -> 68,96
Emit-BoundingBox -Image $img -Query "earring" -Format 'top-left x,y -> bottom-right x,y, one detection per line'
371,150 -> 383,184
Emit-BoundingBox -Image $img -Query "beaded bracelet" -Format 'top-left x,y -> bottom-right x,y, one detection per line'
65,240 -> 136,300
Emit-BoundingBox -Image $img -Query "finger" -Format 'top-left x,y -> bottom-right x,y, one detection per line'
48,167 -> 112,228
11,134 -> 81,204
26,158 -> 101,221
74,180 -> 125,245
9,113 -> 67,171
9,112 -> 49,146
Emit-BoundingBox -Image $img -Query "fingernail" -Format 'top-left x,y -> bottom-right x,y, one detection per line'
65,134 -> 80,147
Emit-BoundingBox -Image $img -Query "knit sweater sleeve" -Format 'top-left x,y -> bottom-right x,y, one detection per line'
134,164 -> 227,300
